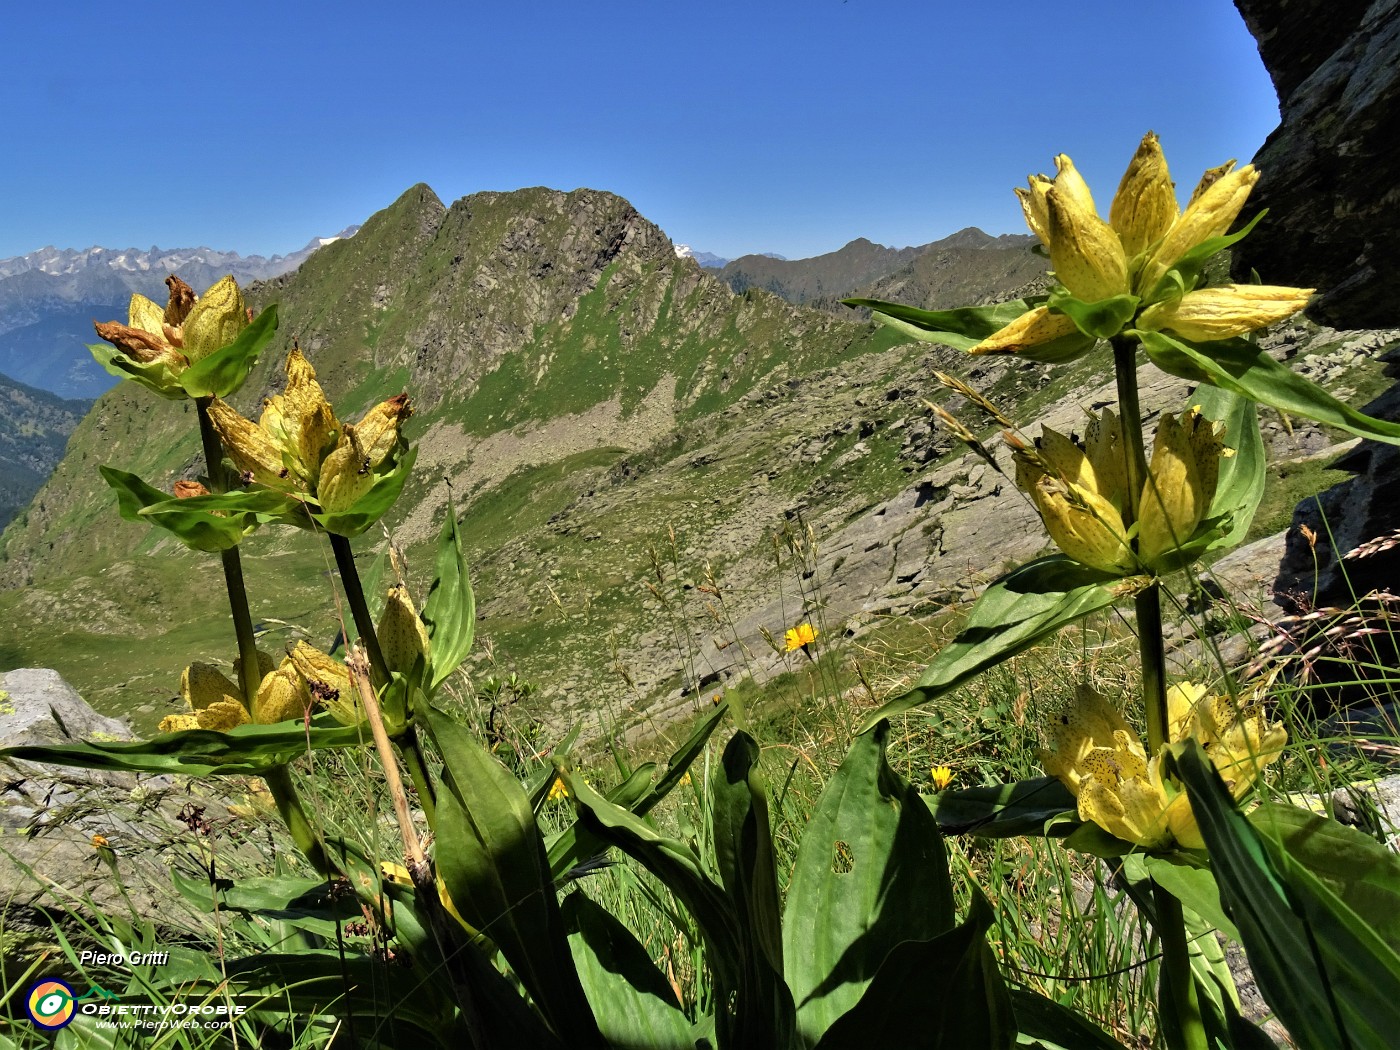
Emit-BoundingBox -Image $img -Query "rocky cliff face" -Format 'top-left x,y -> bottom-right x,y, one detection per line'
1231,0 -> 1400,329
1229,0 -> 1400,620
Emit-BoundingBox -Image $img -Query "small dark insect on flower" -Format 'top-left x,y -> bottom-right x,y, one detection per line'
358,457 -> 372,476
240,470 -> 255,485
308,679 -> 340,703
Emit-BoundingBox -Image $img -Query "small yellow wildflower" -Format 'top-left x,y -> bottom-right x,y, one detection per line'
547,778 -> 570,802
931,765 -> 954,791
784,622 -> 818,651
90,834 -> 110,850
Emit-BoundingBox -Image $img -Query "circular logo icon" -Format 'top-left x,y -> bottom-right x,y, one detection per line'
26,978 -> 77,1030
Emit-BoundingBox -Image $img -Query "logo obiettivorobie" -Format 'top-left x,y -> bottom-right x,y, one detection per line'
26,978 -> 77,1030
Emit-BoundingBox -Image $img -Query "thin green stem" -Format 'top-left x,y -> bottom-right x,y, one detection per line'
1110,337 -> 1168,749
399,724 -> 439,830
328,532 -> 439,819
1153,886 -> 1208,1050
196,397 -> 262,706
264,764 -> 335,877
1114,337 -> 1203,1050
330,533 -> 391,686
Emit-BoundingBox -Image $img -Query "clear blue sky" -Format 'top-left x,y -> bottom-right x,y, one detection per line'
3,0 -> 1279,262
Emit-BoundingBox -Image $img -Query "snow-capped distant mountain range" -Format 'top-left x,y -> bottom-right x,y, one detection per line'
0,227 -> 361,282
0,227 -> 360,399
673,244 -> 788,269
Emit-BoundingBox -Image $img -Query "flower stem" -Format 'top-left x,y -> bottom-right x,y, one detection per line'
196,397 -> 263,706
264,764 -> 336,877
1109,338 -> 1168,751
329,531 -> 439,821
1154,886 -> 1209,1050
329,533 -> 391,686
1112,337 -> 1204,1050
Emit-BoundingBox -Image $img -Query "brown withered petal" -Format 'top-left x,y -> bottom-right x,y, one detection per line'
165,275 -> 197,326
94,321 -> 177,363
173,480 -> 210,498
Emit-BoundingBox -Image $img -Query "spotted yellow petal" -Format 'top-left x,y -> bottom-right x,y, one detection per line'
180,276 -> 248,361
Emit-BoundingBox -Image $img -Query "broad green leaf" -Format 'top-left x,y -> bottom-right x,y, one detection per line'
1140,330 -> 1400,447
843,298 -> 1039,349
562,893 -> 695,1050
786,721 -> 955,1043
1192,384 -> 1265,552
1046,288 -> 1140,340
813,891 -> 1014,1050
1251,802 -> 1400,949
561,770 -> 745,1017
929,776 -> 1076,838
217,951 -> 463,1046
1123,852 -> 1240,943
546,763 -> 656,882
546,701 -> 727,881
425,706 -> 603,1047
86,342 -> 187,400
421,490 -> 476,690
179,304 -> 279,398
637,697 -> 729,815
1169,740 -> 1400,1049
311,445 -> 419,537
712,731 -> 795,1049
100,466 -> 273,552
1009,988 -> 1128,1049
850,296 -> 1096,364
857,556 -> 1128,731
0,721 -> 367,776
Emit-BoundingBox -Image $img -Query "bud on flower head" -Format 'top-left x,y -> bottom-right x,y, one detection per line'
1109,131 -> 1179,258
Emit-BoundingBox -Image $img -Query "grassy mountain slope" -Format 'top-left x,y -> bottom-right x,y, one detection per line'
0,184 -> 922,725
0,375 -> 90,530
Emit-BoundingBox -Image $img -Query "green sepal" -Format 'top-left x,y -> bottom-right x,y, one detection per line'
421,490 -> 476,690
1046,288 -> 1140,340
857,556 -> 1130,731
178,304 -> 279,398
1143,210 -> 1267,305
309,444 -> 419,536
929,775 -> 1076,838
86,343 -> 188,400
0,718 -> 369,776
1140,330 -> 1400,447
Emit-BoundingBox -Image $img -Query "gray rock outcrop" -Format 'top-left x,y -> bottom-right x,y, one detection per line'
1231,0 -> 1400,329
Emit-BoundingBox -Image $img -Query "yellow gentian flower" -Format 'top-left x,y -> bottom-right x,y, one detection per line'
1040,683 -> 1285,851
92,275 -> 250,396
207,349 -> 412,529
973,133 -> 1311,354
159,644 -> 355,732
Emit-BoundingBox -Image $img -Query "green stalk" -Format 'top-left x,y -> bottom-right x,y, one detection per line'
1110,338 -> 1168,751
264,765 -> 335,876
329,531 -> 438,821
196,398 -> 262,704
197,398 -> 338,877
1112,337 -> 1205,1050
329,533 -> 391,685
